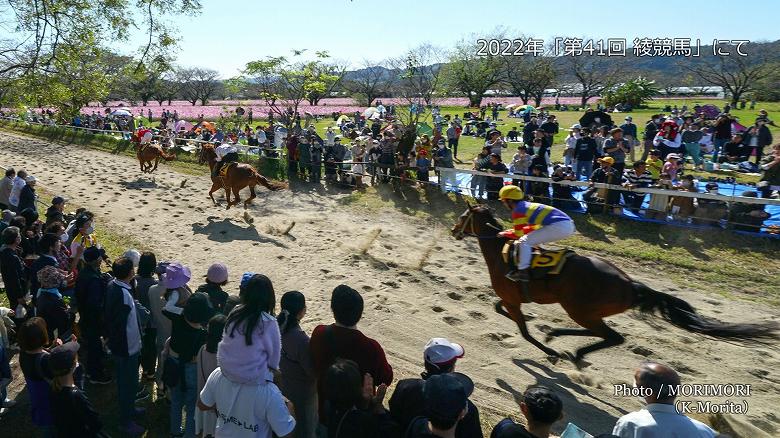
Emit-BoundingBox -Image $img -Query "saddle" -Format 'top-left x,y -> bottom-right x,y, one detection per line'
219,162 -> 237,177
501,243 -> 574,279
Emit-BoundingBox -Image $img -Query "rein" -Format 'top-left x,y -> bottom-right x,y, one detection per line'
456,209 -> 504,240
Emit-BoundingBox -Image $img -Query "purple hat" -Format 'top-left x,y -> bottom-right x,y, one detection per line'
206,263 -> 229,284
162,262 -> 191,289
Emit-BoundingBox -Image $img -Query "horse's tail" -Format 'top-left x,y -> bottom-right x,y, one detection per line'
252,169 -> 287,191
631,281 -> 778,341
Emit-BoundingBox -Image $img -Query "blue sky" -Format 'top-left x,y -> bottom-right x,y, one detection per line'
144,0 -> 780,77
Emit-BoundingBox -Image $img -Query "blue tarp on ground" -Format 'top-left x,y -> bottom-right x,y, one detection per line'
438,173 -> 780,238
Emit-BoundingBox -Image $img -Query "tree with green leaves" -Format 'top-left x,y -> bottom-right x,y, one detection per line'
443,39 -> 503,107
602,77 -> 660,108
244,50 -> 340,130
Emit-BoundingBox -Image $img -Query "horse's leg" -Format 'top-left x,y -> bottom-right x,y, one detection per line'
208,181 -> 220,205
152,157 -> 160,172
494,301 -> 512,320
545,328 -> 594,343
244,184 -> 256,209
569,319 -> 624,363
504,305 -> 560,357
228,186 -> 241,210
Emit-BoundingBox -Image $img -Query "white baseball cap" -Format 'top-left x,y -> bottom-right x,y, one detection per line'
424,338 -> 465,365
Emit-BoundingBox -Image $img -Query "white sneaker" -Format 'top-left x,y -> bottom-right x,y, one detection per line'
1,398 -> 16,408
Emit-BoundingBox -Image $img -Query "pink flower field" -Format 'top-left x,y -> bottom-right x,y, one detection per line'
84,97 -> 602,121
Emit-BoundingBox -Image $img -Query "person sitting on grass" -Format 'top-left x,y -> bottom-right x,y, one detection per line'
621,161 -> 653,215
491,385 -> 563,438
720,132 -> 749,164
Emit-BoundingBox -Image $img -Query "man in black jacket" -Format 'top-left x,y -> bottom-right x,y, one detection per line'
0,227 -> 27,315
76,246 -> 112,384
522,117 -> 539,146
104,257 -> 149,436
17,175 -> 37,213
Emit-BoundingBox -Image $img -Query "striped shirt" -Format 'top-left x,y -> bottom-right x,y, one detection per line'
623,170 -> 653,188
510,201 -> 571,237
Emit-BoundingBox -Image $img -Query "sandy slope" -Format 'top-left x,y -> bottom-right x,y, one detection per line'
1,132 -> 778,436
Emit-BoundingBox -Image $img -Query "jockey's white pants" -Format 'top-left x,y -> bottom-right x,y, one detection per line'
515,220 -> 576,269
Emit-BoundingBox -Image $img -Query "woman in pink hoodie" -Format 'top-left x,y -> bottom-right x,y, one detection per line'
217,273 -> 281,385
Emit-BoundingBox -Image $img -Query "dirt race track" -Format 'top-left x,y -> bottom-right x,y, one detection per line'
1,132 -> 778,436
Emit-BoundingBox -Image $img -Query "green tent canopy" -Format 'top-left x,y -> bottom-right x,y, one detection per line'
416,122 -> 433,136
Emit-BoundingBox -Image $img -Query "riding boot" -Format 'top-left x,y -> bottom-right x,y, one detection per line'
505,268 -> 530,282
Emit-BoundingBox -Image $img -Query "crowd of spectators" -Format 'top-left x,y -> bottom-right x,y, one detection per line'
0,182 -> 728,436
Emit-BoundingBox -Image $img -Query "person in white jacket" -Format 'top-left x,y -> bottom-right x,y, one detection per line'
7,170 -> 27,212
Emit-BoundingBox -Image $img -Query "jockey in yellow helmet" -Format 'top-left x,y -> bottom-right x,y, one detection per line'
498,185 -> 576,282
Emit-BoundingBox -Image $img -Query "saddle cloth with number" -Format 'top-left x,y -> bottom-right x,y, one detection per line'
501,243 -> 574,278
219,162 -> 237,178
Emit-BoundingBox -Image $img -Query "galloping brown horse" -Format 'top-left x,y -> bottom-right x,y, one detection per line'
451,205 -> 777,363
135,143 -> 176,173
198,144 -> 285,209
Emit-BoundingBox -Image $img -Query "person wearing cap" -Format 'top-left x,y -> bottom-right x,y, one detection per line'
491,385 -> 564,438
17,174 -> 37,213
75,245 -> 113,385
310,285 -> 393,422
497,185 -> 575,282
485,153 -> 508,201
563,124 -> 581,167
68,211 -> 106,272
720,131 -> 749,164
693,183 -> 728,226
212,141 -> 239,178
573,128 -> 597,180
485,130 -> 507,158
584,156 -> 621,213
7,169 -> 27,212
44,196 -> 66,227
48,341 -> 106,437
165,292 -> 212,437
161,262 -> 193,316
403,373 -> 475,438
603,128 -> 631,177
390,338 -> 482,438
620,116 -> 638,161
35,262 -> 72,343
613,361 -> 717,437
662,153 -> 681,182
416,148 -> 432,185
652,120 -> 682,163
104,257 -> 149,436
0,168 -> 15,211
194,262 -> 230,314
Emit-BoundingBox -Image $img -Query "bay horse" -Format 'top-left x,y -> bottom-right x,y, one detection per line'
136,143 -> 176,173
198,143 -> 285,209
451,204 -> 777,364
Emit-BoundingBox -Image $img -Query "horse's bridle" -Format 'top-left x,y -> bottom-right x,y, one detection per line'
453,208 -> 503,240
453,209 -> 478,239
